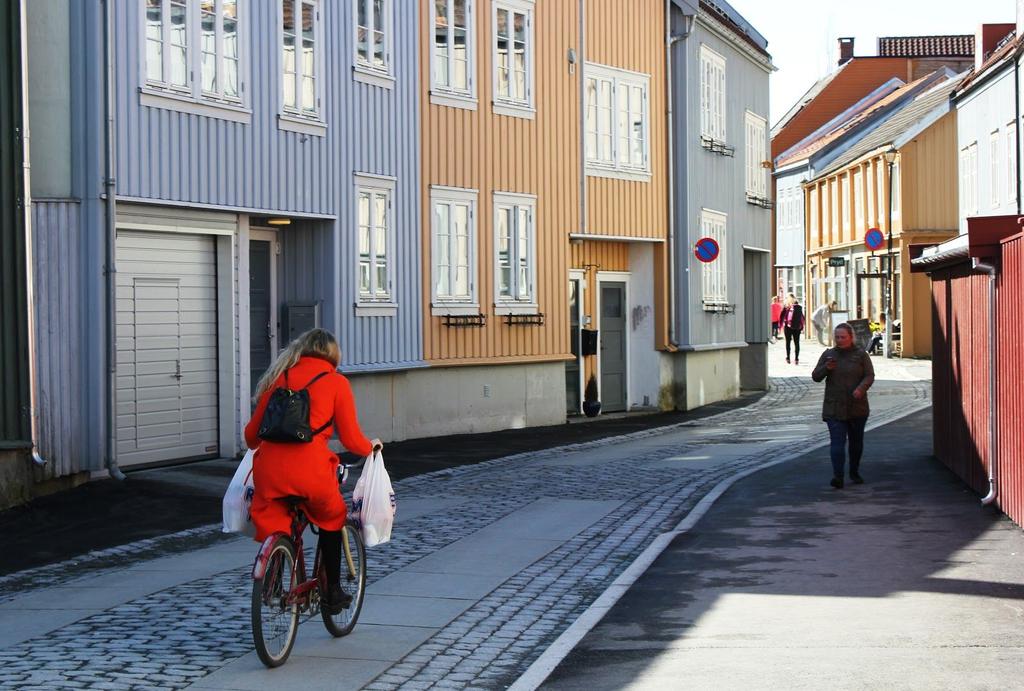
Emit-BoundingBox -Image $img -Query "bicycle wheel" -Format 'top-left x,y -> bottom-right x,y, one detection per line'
322,524 -> 366,637
252,536 -> 300,667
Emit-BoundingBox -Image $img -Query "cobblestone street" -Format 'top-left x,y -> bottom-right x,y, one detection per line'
0,344 -> 933,690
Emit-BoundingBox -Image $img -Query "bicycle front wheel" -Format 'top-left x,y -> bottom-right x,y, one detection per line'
322,524 -> 366,637
252,536 -> 300,667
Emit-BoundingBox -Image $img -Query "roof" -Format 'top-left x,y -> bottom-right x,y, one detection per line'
775,73 -> 943,168
815,73 -> 960,178
954,32 -> 1021,97
772,68 -> 844,136
698,0 -> 771,58
877,34 -> 974,58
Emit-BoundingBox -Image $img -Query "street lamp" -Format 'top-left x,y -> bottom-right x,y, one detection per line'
882,146 -> 898,358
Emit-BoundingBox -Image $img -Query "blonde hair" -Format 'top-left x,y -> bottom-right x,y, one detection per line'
253,328 -> 341,400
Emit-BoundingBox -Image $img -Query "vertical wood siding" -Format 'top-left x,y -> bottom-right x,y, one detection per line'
900,112 -> 958,233
30,201 -> 86,479
997,233 -> 1024,527
421,0 -> 578,364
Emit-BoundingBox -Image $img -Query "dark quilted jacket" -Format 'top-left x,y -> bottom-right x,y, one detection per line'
811,346 -> 875,420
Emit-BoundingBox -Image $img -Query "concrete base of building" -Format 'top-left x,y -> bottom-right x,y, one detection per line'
347,361 -> 568,442
660,349 -> 742,412
739,343 -> 769,391
0,448 -> 32,510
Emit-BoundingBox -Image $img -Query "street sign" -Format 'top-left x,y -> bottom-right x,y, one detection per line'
694,236 -> 720,263
865,227 -> 885,251
828,257 -> 847,268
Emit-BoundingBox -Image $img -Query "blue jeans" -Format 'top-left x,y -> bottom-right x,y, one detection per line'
825,417 -> 867,478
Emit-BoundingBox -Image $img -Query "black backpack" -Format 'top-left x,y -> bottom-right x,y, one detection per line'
257,369 -> 333,443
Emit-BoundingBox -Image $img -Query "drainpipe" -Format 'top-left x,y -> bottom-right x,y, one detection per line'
103,0 -> 124,481
578,0 -> 586,236
1015,50 -> 1021,215
19,0 -> 45,467
665,2 -> 690,348
974,258 -> 998,506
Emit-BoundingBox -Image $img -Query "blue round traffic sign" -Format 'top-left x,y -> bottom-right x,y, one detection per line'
865,227 -> 885,251
694,237 -> 720,263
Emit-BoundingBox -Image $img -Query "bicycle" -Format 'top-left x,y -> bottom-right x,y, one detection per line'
250,459 -> 367,668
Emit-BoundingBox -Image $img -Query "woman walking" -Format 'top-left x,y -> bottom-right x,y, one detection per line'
779,295 -> 805,364
770,296 -> 783,341
245,328 -> 382,613
811,323 -> 875,489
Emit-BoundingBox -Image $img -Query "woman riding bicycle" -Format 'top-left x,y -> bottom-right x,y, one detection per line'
245,328 -> 381,615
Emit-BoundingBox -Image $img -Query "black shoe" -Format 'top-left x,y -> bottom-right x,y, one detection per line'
786,358 -> 791,364
850,471 -> 864,484
830,476 -> 844,489
324,583 -> 352,614
795,359 -> 799,365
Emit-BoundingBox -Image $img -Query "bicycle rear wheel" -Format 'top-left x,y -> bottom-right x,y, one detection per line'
322,524 -> 366,637
252,536 -> 300,667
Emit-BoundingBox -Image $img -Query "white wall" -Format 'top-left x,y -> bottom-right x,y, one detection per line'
774,168 -> 808,267
628,244 -> 660,409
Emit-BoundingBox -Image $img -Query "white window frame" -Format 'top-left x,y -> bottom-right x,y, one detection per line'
429,0 -> 477,110
584,62 -> 651,182
990,130 -> 1000,210
430,186 -> 479,315
700,209 -> 728,307
853,168 -> 864,231
354,173 -> 397,316
841,173 -> 851,235
700,44 -> 726,142
744,111 -> 767,198
969,142 -> 979,215
491,0 -> 535,118
809,186 -> 818,238
830,179 -> 838,239
140,0 -> 251,122
866,162 -> 875,226
352,0 -> 394,88
1007,123 -> 1017,206
492,192 -> 538,314
278,0 -> 326,135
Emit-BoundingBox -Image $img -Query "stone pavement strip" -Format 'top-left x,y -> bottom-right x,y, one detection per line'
0,345 -> 932,690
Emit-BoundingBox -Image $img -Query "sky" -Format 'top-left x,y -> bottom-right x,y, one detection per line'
728,0 -> 1018,127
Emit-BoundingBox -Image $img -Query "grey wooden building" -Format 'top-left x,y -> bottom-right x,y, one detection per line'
27,0 -> 422,483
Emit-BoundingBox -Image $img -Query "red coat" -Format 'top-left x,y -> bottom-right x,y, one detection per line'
245,356 -> 373,541
771,301 -> 783,323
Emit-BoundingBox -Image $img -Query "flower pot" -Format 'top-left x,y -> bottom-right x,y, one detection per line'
582,400 -> 602,418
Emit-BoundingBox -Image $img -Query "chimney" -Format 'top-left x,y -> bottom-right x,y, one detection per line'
976,23 -> 1016,71
838,37 -> 855,66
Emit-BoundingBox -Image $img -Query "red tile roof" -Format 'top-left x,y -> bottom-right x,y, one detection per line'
954,32 -> 1022,95
877,35 -> 974,58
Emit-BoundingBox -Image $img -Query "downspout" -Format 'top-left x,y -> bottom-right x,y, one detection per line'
19,0 -> 45,467
665,2 -> 689,348
103,0 -> 124,481
1015,49 -> 1021,215
974,259 -> 998,505
578,0 -> 586,235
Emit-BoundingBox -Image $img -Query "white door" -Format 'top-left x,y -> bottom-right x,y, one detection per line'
116,231 -> 220,466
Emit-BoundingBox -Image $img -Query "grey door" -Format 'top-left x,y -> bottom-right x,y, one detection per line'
600,282 -> 627,412
249,239 -> 273,398
115,231 -> 219,467
565,278 -> 581,414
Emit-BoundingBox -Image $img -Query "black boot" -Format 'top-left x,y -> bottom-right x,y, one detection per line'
850,471 -> 864,484
830,476 -> 844,489
324,583 -> 352,614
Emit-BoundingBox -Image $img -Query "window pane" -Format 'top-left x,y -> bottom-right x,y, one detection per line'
496,10 -> 509,97
302,40 -> 315,78
517,207 -> 529,298
224,58 -> 239,98
374,31 -> 385,67
453,28 -> 468,89
434,0 -> 449,85
376,263 -> 387,295
357,0 -> 369,61
302,76 -> 314,110
617,87 -> 629,165
435,203 -> 450,296
146,0 -> 162,81
224,17 -> 238,59
358,192 -> 370,227
497,208 -> 510,296
454,204 -> 469,297
301,2 -> 315,43
585,79 -> 597,160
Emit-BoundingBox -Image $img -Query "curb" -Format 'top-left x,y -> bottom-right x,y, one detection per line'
508,400 -> 933,691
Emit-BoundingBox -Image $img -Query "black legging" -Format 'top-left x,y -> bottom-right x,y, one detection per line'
318,530 -> 342,585
784,326 -> 801,361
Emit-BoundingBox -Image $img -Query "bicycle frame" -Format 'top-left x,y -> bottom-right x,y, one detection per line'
252,511 -> 324,610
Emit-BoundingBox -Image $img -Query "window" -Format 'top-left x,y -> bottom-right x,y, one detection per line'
830,179 -> 838,242
431,187 -> 478,312
700,209 -> 727,306
745,112 -> 767,199
991,130 -> 1000,209
281,0 -> 320,120
841,174 -> 851,236
853,168 -> 864,231
809,186 -> 818,241
585,63 -> 650,180
866,162 -> 875,226
431,0 -> 475,106
700,45 -> 726,142
890,163 -> 900,220
144,0 -> 244,107
492,1 -> 533,116
876,163 -> 885,225
493,193 -> 537,311
1007,124 -> 1017,205
354,0 -> 392,84
354,175 -> 395,311
959,143 -> 978,222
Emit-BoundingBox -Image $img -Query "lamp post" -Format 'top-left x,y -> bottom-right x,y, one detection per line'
882,146 -> 898,358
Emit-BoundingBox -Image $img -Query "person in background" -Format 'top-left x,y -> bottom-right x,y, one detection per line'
811,300 -> 837,346
770,296 -> 783,341
812,322 -> 875,489
868,313 -> 886,355
779,294 -> 805,365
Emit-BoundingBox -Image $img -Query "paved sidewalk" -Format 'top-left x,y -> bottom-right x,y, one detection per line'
541,408 -> 1024,690
0,344 -> 933,690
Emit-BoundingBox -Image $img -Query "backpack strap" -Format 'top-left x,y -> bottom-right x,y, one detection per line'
304,370 -> 334,436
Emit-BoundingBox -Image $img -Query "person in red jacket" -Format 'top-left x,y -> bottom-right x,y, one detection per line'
770,296 -> 783,341
245,328 -> 381,613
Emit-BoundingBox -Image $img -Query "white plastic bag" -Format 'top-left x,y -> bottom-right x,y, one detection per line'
350,450 -> 395,547
222,449 -> 256,537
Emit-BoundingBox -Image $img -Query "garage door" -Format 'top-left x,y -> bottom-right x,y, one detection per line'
116,231 -> 219,466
